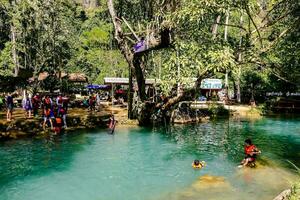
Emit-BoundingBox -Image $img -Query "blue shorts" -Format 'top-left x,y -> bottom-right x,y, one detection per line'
50,110 -> 55,118
7,104 -> 13,111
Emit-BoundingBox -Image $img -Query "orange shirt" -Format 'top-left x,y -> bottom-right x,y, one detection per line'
244,145 -> 256,155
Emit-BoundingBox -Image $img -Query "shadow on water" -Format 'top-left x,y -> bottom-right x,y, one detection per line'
0,130 -> 94,191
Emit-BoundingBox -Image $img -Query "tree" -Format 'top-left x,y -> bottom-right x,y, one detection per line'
108,0 -> 300,124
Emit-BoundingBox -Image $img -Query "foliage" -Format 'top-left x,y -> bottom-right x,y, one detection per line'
290,181 -> 300,200
0,42 -> 14,76
0,0 -> 299,101
0,0 -> 128,88
207,103 -> 229,117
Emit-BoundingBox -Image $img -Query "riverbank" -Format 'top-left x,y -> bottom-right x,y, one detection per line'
0,104 -> 137,140
0,103 -> 297,140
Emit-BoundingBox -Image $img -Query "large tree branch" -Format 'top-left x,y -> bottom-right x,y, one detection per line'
261,0 -> 286,24
259,28 -> 290,53
245,5 -> 263,47
160,70 -> 212,111
216,22 -> 247,32
271,69 -> 298,86
107,0 -> 134,65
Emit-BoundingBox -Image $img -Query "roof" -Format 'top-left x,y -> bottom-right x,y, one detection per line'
104,77 -> 160,85
38,72 -> 49,81
30,72 -> 88,82
68,73 -> 88,82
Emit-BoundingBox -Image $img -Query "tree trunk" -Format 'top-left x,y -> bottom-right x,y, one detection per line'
224,8 -> 230,101
212,15 -> 221,39
107,0 -> 136,118
107,0 -> 146,99
133,55 -> 146,101
107,0 -> 171,119
237,14 -> 243,103
128,67 -> 134,119
11,24 -> 19,77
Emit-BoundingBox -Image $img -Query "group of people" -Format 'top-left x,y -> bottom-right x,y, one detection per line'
82,93 -> 105,111
40,95 -> 68,134
1,93 -> 68,135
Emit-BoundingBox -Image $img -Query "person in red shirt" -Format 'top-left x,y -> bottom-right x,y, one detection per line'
239,138 -> 261,168
53,117 -> 63,135
43,107 -> 53,130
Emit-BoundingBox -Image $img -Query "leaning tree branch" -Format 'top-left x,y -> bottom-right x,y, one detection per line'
261,0 -> 286,23
245,5 -> 263,47
160,70 -> 212,111
259,28 -> 290,53
107,0 -> 134,66
271,69 -> 298,86
216,22 -> 247,32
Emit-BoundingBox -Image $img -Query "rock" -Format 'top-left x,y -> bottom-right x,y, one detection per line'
191,175 -> 231,190
273,189 -> 291,200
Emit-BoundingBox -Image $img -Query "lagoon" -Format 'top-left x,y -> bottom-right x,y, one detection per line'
0,117 -> 299,200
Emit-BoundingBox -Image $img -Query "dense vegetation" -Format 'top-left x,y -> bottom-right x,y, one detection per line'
0,0 -> 299,102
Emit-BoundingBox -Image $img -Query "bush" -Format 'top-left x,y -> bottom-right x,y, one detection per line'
289,181 -> 300,200
208,103 -> 229,117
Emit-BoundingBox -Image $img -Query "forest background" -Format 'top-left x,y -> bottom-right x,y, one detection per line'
0,0 -> 299,104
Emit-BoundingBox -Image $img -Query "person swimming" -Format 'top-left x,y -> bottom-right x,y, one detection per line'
239,138 -> 261,168
108,114 -> 117,134
192,160 -> 206,169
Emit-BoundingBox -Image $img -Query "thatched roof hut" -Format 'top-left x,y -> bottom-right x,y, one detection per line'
30,72 -> 88,83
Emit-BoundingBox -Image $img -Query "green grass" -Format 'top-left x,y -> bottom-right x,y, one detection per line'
289,181 -> 300,200
287,161 -> 300,200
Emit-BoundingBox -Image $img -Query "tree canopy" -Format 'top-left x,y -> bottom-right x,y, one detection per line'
0,0 -> 299,102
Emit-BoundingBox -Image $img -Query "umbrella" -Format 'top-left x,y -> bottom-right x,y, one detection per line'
86,84 -> 111,90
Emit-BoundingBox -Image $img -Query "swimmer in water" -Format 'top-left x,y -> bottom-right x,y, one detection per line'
192,160 -> 205,169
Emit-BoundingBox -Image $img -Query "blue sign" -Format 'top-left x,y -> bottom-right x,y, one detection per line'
200,79 -> 222,89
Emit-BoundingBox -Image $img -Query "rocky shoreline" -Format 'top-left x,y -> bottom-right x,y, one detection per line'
273,189 -> 291,200
0,112 -> 110,140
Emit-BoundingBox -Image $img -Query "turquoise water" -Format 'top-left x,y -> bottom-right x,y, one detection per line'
0,117 -> 300,200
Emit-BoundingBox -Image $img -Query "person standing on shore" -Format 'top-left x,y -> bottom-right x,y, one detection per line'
96,93 -> 101,112
32,93 -> 40,117
22,94 -> 33,119
56,94 -> 63,115
6,93 -> 13,121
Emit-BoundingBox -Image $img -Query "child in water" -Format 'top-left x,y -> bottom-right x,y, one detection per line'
239,138 -> 261,168
192,160 -> 206,169
53,116 -> 63,135
108,114 -> 117,134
